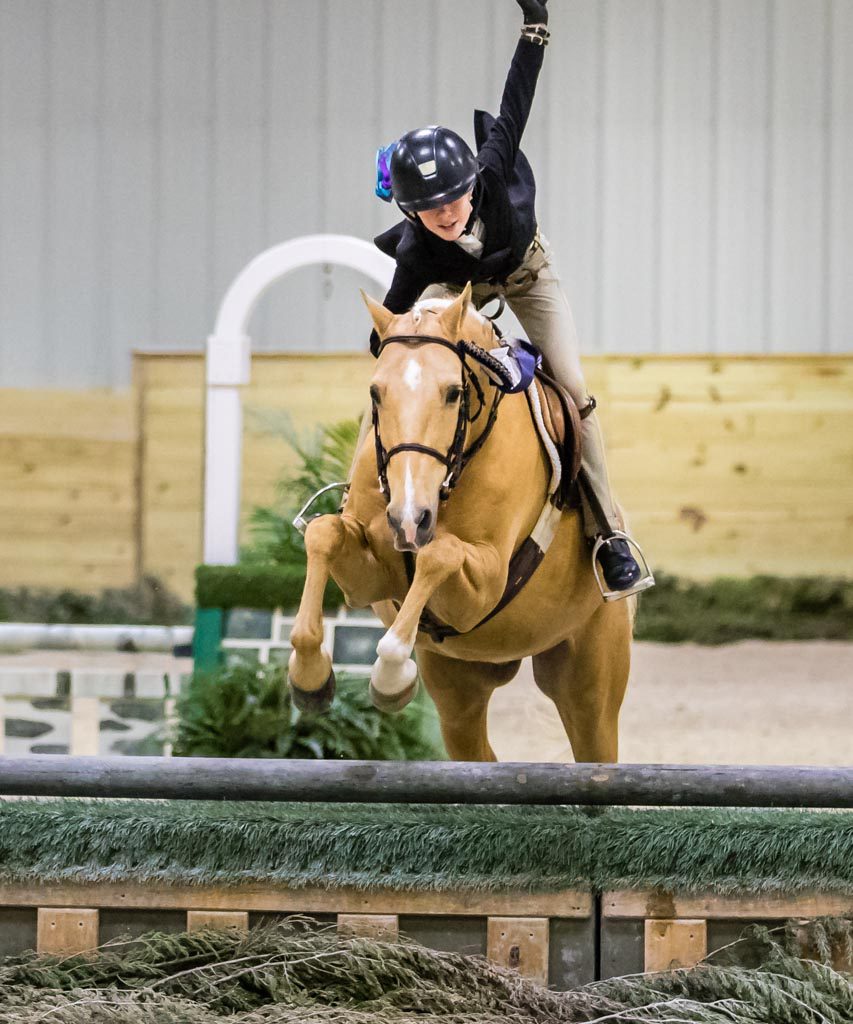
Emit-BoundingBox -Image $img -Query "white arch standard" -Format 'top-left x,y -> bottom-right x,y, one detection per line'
204,234 -> 395,565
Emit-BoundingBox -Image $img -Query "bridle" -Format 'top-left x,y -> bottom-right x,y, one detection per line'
372,333 -> 505,502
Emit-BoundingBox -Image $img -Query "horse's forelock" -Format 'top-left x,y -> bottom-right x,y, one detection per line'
409,296 -> 493,344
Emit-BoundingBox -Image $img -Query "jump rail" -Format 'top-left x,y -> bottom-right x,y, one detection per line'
0,756 -> 851,807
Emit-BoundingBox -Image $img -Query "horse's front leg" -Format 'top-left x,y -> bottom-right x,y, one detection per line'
370,534 -> 502,711
289,514 -> 385,712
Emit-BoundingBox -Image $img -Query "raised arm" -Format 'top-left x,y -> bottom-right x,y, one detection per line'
478,0 -> 550,181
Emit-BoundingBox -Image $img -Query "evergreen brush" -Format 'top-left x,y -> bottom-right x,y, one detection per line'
0,919 -> 848,1023
0,800 -> 849,897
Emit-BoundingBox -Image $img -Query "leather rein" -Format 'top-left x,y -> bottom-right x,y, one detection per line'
372,333 -> 505,502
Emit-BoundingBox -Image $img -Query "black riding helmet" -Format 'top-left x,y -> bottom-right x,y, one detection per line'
390,126 -> 478,215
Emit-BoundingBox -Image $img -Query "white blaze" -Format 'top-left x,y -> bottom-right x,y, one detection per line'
403,358 -> 422,391
402,460 -> 418,544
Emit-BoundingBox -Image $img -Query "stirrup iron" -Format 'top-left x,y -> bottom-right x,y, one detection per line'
293,482 -> 348,535
591,530 -> 655,602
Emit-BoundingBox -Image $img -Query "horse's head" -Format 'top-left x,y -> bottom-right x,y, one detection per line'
362,284 -> 497,552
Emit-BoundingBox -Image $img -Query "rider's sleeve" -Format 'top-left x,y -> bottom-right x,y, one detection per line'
477,37 -> 545,182
369,263 -> 429,356
383,262 -> 428,314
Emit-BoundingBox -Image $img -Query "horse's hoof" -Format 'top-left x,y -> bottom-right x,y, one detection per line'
369,673 -> 419,714
289,669 -> 336,714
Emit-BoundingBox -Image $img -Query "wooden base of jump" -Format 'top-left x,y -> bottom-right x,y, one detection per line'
7,880 -> 852,984
13,881 -> 591,984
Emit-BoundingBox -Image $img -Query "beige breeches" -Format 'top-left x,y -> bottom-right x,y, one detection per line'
420,235 -> 618,538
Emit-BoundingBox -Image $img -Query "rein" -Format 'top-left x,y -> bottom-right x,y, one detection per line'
372,333 -> 504,502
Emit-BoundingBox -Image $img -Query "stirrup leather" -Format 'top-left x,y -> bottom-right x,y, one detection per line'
591,530 -> 656,603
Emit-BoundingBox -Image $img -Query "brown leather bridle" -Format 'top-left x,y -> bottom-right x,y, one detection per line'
371,334 -> 504,502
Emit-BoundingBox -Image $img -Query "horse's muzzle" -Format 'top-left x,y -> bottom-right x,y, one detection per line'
387,506 -> 434,551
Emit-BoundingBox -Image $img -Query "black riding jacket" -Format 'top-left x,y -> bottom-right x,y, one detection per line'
374,37 -> 545,332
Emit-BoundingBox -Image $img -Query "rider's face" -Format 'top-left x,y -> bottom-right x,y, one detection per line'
417,191 -> 474,242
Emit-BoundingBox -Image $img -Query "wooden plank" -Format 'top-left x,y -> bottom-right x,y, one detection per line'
603,890 -> 853,920
487,916 -> 549,986
337,914 -> 399,940
0,882 -> 592,919
187,910 -> 249,933
644,918 -> 707,972
37,908 -> 99,956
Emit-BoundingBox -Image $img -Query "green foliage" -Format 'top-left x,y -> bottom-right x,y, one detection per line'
0,575 -> 190,627
634,571 -> 853,643
0,918 -> 849,1023
195,564 -> 310,612
172,661 -> 444,762
242,416 -> 359,569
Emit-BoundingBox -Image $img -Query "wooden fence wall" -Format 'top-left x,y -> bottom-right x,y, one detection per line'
1,354 -> 851,602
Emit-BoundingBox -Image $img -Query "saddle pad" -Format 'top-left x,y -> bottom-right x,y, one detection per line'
528,373 -> 583,504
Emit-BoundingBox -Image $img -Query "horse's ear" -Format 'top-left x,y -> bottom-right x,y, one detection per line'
360,290 -> 395,337
438,282 -> 473,340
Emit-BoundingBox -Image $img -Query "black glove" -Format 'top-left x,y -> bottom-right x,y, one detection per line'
516,0 -> 548,25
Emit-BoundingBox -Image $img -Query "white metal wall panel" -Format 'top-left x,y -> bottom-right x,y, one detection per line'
212,1 -> 269,327
659,0 -> 714,354
714,0 -> 770,354
543,0 -> 603,353
156,0 -> 214,354
103,1 -> 157,384
769,0 -> 829,353
264,0 -> 326,351
829,0 -> 853,354
45,1 -> 101,387
600,0 -> 662,353
0,0 -> 49,385
0,0 -> 851,388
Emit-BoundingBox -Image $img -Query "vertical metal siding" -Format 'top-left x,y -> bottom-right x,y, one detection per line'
0,0 -> 850,388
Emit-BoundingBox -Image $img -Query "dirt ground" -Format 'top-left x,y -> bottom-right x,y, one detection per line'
1,641 -> 850,765
488,641 -> 853,765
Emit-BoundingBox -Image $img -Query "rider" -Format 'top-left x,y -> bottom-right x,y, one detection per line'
371,0 -> 651,599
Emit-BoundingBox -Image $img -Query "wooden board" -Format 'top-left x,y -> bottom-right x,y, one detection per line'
0,388 -> 136,591
603,890 -> 853,920
0,881 -> 592,919
135,352 -> 853,599
337,914 -> 399,940
187,910 -> 249,933
36,907 -> 99,956
644,918 -> 707,972
486,916 -> 549,985
3,353 -> 850,598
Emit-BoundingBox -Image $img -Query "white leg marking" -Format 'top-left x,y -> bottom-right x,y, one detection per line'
371,628 -> 418,697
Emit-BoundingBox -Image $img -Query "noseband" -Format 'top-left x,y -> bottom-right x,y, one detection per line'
372,334 -> 504,502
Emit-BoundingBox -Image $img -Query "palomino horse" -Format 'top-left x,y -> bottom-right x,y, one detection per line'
288,284 -> 632,762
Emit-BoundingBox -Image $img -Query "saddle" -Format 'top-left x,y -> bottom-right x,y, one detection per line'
526,369 -> 585,510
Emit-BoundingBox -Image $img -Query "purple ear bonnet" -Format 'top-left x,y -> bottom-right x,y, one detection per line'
375,142 -> 397,201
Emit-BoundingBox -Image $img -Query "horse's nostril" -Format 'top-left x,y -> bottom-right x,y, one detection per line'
417,508 -> 432,531
387,510 -> 401,533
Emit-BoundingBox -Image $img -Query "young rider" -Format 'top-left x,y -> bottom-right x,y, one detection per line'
372,0 -> 651,599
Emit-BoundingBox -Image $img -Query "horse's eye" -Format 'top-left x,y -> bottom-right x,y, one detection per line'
446,386 -> 462,405
369,385 -> 381,405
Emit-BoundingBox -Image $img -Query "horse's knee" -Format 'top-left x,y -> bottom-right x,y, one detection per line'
303,514 -> 346,561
